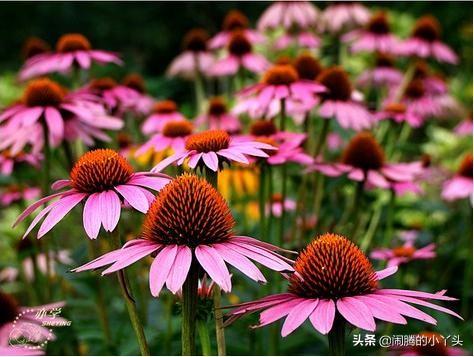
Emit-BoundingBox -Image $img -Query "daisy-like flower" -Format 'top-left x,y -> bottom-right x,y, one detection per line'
0,185 -> 40,206
209,30 -> 269,76
209,10 -> 264,49
412,60 -> 448,96
396,79 -> 442,122
14,149 -> 171,240
321,2 -> 370,34
266,193 -> 296,218
227,234 -> 462,337
136,120 -> 194,156
257,1 -> 320,32
167,28 -> 214,80
441,154 -> 473,202
274,30 -> 321,51
357,52 -> 403,89
376,102 -> 424,128
141,100 -> 186,135
21,37 -> 51,61
316,66 -> 374,130
454,117 -> 473,136
398,15 -> 458,64
152,129 -> 275,172
293,53 -> 323,82
119,73 -> 154,115
238,64 -> 325,116
309,132 -> 422,190
342,12 -> 400,54
392,331 -> 467,356
194,97 -> 241,133
0,78 -> 123,153
371,241 -> 436,267
19,33 -> 122,81
0,291 -> 66,355
73,174 -> 294,296
0,150 -> 41,176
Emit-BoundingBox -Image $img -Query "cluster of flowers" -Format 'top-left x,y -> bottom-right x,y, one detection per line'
0,2 -> 470,356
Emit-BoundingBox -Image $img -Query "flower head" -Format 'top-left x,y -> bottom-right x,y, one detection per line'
22,37 -> 50,60
73,174 -> 294,295
14,149 -> 171,239
227,233 -> 461,336
357,52 -> 403,88
257,1 -> 320,32
194,97 -> 241,133
322,2 -> 370,33
141,100 -> 186,135
442,154 -> 473,201
371,238 -> 436,267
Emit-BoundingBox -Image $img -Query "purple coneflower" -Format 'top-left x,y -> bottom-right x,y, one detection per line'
454,117 -> 473,136
0,185 -> 40,206
357,53 -> 403,89
322,2 -> 370,34
371,241 -> 436,267
257,1 -> 320,33
0,150 -> 41,176
14,149 -> 171,239
141,100 -> 186,135
442,154 -> 473,202
376,102 -> 424,128
194,97 -> 241,133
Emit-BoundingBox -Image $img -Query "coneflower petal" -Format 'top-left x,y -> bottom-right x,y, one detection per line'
150,245 -> 178,297
83,193 -> 102,239
281,299 -> 319,337
214,244 -> 266,283
195,245 -> 232,293
165,246 -> 192,294
99,190 -> 121,232
336,297 -> 376,331
115,185 -> 149,213
309,299 -> 336,335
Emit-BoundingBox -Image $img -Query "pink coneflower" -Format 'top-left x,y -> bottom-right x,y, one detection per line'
209,31 -> 269,76
322,2 -> 370,33
21,37 -> 51,61
119,73 -> 154,115
342,12 -> 400,54
392,331 -> 467,356
167,29 -> 214,80
141,100 -> 186,135
14,149 -> 171,239
19,33 -> 122,81
266,193 -> 296,218
274,31 -> 321,51
316,66 -> 374,130
152,129 -> 275,172
194,97 -> 241,133
371,241 -> 436,267
310,132 -> 422,190
73,174 -> 294,295
257,1 -> 320,32
0,150 -> 41,176
238,64 -> 325,116
357,53 -> 403,89
136,120 -> 194,156
376,102 -> 424,128
412,61 -> 448,96
454,117 -> 473,136
0,291 -> 66,354
396,79 -> 442,121
227,234 -> 461,337
0,185 -> 40,206
210,10 -> 264,49
398,15 -> 458,64
0,78 -> 123,153
442,154 -> 473,202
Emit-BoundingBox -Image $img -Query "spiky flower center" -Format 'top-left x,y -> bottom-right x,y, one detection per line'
404,79 -> 425,99
185,130 -> 230,153
117,133 -> 132,149
288,234 -> 378,299
23,78 -> 65,107
142,174 -> 235,247
384,102 -> 406,114
89,77 -> 117,92
263,65 -> 298,86
249,120 -> 278,137
153,100 -> 178,114
342,132 -> 385,170
367,12 -> 390,34
123,73 -> 146,93
183,29 -> 209,52
375,52 -> 394,67
208,97 -> 228,116
56,33 -> 91,53
22,37 -> 50,59
275,56 -> 292,65
0,292 -> 19,326
317,66 -> 352,101
162,120 -> 193,138
413,61 -> 429,79
414,332 -> 449,356
458,154 -> 473,178
294,54 -> 323,80
271,193 -> 283,203
392,246 -> 416,258
70,149 -> 133,193
412,16 -> 441,42
223,10 -> 249,31
228,31 -> 252,56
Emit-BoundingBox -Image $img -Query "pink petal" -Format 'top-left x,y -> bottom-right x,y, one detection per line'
72,248 -> 125,272
378,289 -> 457,301
357,295 -> 407,324
375,266 -> 398,280
44,107 -> 64,146
149,245 -> 178,297
257,298 -> 303,327
51,179 -> 71,190
309,299 -> 335,334
336,297 -> 376,331
99,190 -> 121,232
195,245 -> 232,292
202,152 -> 219,171
101,243 -> 160,274
115,184 -> 149,213
127,175 -> 170,191
83,193 -> 102,239
166,245 -> 192,294
281,299 -> 319,337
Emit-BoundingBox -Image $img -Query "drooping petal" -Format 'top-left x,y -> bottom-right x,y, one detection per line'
101,242 -> 160,274
166,245 -> 192,294
375,266 -> 398,280
213,244 -> 266,283
336,297 -> 376,331
357,295 -> 407,324
281,299 -> 319,337
195,245 -> 232,292
99,190 -> 121,232
309,299 -> 335,335
83,193 -> 102,239
115,184 -> 149,213
149,245 -> 178,297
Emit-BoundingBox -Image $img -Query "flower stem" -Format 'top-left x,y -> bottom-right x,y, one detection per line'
258,164 -> 267,243
197,319 -> 212,356
328,316 -> 346,355
193,57 -> 205,115
182,260 -> 199,356
111,231 -> 150,356
383,189 -> 396,245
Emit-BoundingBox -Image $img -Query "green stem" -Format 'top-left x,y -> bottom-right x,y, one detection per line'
383,190 -> 396,246
197,319 -> 212,356
182,260 -> 199,356
313,119 -> 330,158
394,61 -> 417,103
111,232 -> 150,356
360,202 -> 383,252
258,165 -> 267,243
213,286 -> 226,356
279,163 -> 288,246
193,57 -> 205,116
328,317 -> 346,355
